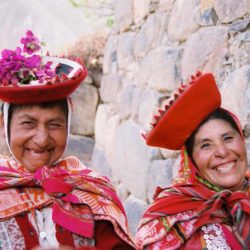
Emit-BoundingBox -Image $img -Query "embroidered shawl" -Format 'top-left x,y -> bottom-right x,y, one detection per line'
136,111 -> 250,250
0,155 -> 134,247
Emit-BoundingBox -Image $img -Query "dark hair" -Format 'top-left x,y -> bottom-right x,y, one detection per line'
185,108 -> 241,158
5,99 -> 68,137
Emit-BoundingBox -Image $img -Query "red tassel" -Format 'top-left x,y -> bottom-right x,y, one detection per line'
154,115 -> 160,121
164,104 -> 169,110
196,71 -> 202,77
158,109 -> 165,116
169,99 -> 174,105
174,93 -> 179,99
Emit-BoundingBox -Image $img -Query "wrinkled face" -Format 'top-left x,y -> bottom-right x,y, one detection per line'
7,105 -> 67,172
192,119 -> 247,191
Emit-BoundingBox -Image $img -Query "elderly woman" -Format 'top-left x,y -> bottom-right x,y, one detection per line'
0,31 -> 134,249
136,72 -> 250,249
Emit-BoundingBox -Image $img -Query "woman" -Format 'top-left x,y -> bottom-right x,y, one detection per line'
136,72 -> 250,249
0,30 -> 134,249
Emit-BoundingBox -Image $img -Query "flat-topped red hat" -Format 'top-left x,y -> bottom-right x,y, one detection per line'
144,72 -> 221,150
0,30 -> 87,104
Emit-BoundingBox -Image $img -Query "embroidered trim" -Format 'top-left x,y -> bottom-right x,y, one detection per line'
201,224 -> 231,250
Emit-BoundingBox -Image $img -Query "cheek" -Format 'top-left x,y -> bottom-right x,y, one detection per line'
192,151 -> 211,172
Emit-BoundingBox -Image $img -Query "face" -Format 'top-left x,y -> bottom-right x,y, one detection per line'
192,119 -> 247,191
6,105 -> 67,172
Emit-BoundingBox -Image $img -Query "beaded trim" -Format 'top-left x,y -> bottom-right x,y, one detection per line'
201,224 -> 231,250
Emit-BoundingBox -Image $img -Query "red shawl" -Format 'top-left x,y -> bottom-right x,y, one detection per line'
0,155 -> 134,247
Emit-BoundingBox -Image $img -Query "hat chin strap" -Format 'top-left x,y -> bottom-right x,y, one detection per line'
3,100 -> 71,167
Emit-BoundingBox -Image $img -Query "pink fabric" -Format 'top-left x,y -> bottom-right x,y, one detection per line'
0,156 -> 133,247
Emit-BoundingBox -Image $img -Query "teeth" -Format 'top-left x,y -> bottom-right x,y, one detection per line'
215,162 -> 234,172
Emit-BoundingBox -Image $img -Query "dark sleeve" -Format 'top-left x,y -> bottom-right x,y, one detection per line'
94,220 -> 135,250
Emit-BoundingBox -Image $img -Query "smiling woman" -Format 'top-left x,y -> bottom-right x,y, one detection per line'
135,72 -> 250,250
0,30 -> 135,250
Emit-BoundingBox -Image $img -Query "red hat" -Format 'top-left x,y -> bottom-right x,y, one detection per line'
144,72 -> 221,150
0,30 -> 87,104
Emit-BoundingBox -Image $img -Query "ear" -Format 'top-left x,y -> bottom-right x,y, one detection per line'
0,113 -> 6,138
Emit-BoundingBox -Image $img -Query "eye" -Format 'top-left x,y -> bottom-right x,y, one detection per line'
48,122 -> 66,129
20,120 -> 35,128
200,142 -> 211,149
224,135 -> 234,142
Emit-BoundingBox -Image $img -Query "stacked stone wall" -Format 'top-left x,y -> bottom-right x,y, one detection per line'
92,0 -> 250,234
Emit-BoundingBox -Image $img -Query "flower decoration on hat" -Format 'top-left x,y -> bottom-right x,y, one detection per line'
0,30 -> 87,104
143,72 -> 221,150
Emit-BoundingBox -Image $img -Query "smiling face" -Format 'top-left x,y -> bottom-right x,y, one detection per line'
6,104 -> 68,172
192,119 -> 247,191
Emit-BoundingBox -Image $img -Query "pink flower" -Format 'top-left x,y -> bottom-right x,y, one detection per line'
21,30 -> 41,55
0,30 -> 56,86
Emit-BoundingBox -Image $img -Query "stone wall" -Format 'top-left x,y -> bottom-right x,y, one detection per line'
92,0 -> 250,235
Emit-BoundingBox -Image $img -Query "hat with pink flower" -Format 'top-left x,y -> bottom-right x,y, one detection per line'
0,30 -> 87,104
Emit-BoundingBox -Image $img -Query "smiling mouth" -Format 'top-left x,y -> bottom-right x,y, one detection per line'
212,162 -> 235,173
27,148 -> 52,156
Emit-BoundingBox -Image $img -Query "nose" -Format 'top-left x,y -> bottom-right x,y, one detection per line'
33,126 -> 50,147
214,144 -> 229,158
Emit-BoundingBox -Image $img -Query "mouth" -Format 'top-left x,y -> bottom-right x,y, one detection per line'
26,148 -> 53,157
212,161 -> 235,173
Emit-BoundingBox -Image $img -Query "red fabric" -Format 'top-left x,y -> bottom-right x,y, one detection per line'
0,57 -> 88,104
146,72 -> 221,150
221,224 -> 243,250
94,221 -> 135,250
15,213 -> 39,249
145,183 -> 250,229
0,156 -> 134,248
56,224 -> 75,247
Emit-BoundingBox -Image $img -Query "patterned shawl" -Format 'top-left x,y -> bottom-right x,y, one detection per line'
0,155 -> 134,247
136,111 -> 250,250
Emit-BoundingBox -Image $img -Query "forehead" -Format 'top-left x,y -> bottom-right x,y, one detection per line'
11,104 -> 67,118
195,119 -> 236,140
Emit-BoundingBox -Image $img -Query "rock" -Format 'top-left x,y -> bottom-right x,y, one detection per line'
137,88 -> 166,130
136,46 -> 182,91
103,35 -> 118,74
107,120 -> 160,200
94,104 -> 117,148
100,73 -> 122,103
221,65 -> 250,126
159,0 -> 175,12
214,0 -> 250,23
147,159 -> 174,202
168,0 -> 200,42
90,144 -> 112,179
116,182 -> 129,202
198,8 -> 218,26
200,0 -> 216,12
134,13 -> 168,59
229,31 -> 250,69
229,18 -> 250,32
124,194 -> 148,235
117,84 -> 143,120
160,148 -> 180,159
64,134 -> 95,165
70,84 -> 99,136
117,32 -> 136,70
113,0 -> 133,32
182,26 -> 228,79
134,0 -> 150,24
